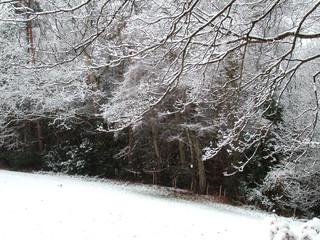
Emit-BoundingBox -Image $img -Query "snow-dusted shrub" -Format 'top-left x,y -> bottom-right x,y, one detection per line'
268,218 -> 320,240
43,143 -> 89,175
298,218 -> 320,240
268,217 -> 296,240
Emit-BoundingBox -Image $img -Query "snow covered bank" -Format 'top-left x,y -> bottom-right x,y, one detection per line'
0,170 -> 302,240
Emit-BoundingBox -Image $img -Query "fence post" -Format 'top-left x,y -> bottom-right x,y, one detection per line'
172,178 -> 177,188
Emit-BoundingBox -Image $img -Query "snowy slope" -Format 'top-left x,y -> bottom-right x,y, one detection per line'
0,170 -> 302,240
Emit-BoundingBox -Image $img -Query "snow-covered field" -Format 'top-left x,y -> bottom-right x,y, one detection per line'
0,170 -> 303,240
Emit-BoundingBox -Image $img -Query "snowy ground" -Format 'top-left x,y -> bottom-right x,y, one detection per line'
0,170 -> 303,240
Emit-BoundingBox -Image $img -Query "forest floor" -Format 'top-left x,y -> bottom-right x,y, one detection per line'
0,170 -> 304,240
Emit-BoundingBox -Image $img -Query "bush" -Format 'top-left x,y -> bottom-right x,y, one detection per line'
267,217 -> 320,240
43,137 -> 118,177
0,148 -> 42,170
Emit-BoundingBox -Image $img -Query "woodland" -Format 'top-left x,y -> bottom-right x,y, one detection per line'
0,0 -> 320,217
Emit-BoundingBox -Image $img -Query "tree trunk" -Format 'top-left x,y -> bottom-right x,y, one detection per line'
85,55 -> 99,117
87,74 -> 99,116
26,0 -> 43,153
174,111 -> 186,163
184,125 -> 196,190
182,90 -> 197,191
36,119 -> 43,152
151,112 -> 161,184
128,126 -> 134,168
192,131 -> 206,194
25,0 -> 35,64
